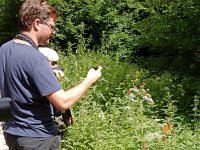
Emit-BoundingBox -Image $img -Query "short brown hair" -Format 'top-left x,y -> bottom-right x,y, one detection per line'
18,0 -> 58,31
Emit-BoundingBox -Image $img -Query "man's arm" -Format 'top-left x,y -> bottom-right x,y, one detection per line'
47,66 -> 102,111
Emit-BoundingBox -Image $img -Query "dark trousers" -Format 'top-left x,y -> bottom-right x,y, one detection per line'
3,132 -> 61,150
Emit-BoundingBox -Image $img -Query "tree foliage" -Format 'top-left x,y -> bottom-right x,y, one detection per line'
135,0 -> 200,75
1,0 -> 199,71
50,0 -> 154,57
0,0 -> 23,45
48,0 -> 200,76
0,0 -> 199,81
49,0 -> 200,112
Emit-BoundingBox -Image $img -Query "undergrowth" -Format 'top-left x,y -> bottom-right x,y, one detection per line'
58,50 -> 200,150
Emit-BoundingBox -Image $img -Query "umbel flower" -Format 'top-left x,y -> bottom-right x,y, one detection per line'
125,84 -> 154,104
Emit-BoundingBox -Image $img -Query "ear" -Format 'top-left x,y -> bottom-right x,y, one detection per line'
33,19 -> 41,31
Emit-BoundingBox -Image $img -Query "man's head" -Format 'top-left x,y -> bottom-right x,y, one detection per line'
18,0 -> 58,46
18,0 -> 58,31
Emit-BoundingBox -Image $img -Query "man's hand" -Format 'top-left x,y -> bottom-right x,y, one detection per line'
48,66 -> 102,111
85,66 -> 102,84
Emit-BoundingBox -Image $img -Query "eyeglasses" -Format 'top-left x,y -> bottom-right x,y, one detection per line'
50,61 -> 58,66
41,20 -> 56,31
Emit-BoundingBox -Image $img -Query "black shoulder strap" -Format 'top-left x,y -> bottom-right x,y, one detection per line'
15,33 -> 38,50
0,97 -> 12,121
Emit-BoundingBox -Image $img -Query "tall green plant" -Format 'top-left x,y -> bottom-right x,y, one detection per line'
58,51 -> 200,149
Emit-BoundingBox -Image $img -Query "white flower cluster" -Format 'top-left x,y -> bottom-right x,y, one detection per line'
125,85 -> 154,104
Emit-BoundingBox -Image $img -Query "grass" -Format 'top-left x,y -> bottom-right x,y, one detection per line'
57,50 -> 200,150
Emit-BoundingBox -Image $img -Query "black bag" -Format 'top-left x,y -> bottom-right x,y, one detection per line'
62,108 -> 74,127
0,97 -> 12,121
53,106 -> 74,127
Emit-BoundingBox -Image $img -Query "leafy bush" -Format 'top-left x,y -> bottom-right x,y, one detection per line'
50,0 -> 154,60
57,48 -> 199,149
134,0 -> 200,75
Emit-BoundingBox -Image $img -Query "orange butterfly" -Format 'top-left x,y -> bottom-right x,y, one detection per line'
162,122 -> 173,134
126,90 -> 131,95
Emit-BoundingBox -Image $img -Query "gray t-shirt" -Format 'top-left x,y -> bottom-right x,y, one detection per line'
0,40 -> 61,137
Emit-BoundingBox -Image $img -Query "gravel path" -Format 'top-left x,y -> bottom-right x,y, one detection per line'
0,123 -> 8,150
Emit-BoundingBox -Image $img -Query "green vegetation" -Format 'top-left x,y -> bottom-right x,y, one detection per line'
50,0 -> 200,75
59,50 -> 200,149
50,0 -> 200,115
0,0 -> 22,44
0,0 -> 199,149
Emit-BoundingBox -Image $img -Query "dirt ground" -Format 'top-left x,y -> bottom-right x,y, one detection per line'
0,123 -> 8,150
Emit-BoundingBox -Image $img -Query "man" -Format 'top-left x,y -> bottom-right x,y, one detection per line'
39,46 -> 73,129
0,0 -> 102,149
